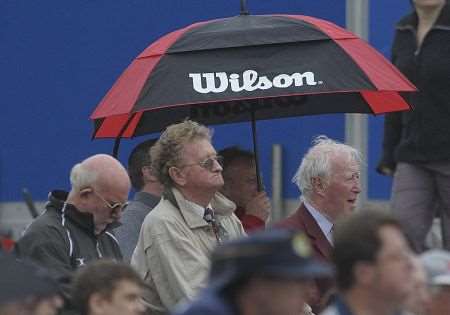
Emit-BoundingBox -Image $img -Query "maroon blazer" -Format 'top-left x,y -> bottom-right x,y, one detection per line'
273,203 -> 335,312
273,203 -> 332,263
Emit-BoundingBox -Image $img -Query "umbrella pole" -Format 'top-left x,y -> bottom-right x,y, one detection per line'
240,0 -> 249,15
250,105 -> 262,191
112,113 -> 136,158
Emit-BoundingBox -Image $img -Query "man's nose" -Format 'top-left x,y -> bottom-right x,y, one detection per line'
353,180 -> 362,193
213,159 -> 223,172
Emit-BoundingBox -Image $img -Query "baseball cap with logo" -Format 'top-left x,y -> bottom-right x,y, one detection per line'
208,228 -> 333,290
0,254 -> 61,305
420,249 -> 450,287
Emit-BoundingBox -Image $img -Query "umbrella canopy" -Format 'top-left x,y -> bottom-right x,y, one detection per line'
91,14 -> 415,140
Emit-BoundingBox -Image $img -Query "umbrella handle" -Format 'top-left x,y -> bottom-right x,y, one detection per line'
111,113 -> 136,158
250,105 -> 262,192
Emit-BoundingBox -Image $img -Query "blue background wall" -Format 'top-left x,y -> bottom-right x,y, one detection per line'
0,0 -> 411,202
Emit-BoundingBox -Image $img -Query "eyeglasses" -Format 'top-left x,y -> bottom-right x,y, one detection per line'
180,155 -> 224,172
92,190 -> 128,212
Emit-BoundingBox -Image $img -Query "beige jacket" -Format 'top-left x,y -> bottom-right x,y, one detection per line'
131,188 -> 245,315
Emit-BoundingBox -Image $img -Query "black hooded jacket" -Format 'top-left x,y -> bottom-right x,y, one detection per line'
15,190 -> 123,285
378,4 -> 450,172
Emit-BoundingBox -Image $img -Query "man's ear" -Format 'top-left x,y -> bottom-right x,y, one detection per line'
312,177 -> 326,196
79,187 -> 93,199
141,166 -> 152,182
89,292 -> 108,314
168,166 -> 187,187
354,261 -> 375,287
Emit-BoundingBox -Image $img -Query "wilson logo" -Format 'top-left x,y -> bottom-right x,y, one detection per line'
189,70 -> 322,94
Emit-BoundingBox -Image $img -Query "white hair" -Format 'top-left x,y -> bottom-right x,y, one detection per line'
292,135 -> 362,203
70,163 -> 98,191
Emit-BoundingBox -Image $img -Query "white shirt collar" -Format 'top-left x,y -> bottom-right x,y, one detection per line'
303,200 -> 334,245
184,199 -> 213,218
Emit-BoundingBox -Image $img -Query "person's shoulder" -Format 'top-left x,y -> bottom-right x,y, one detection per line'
173,292 -> 233,315
21,210 -> 64,237
396,11 -> 415,28
272,204 -> 306,229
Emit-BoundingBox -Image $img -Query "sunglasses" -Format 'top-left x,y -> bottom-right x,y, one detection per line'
91,189 -> 128,211
180,155 -> 224,172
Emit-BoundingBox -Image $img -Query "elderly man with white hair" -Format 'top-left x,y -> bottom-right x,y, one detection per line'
15,154 -> 130,287
274,135 -> 362,312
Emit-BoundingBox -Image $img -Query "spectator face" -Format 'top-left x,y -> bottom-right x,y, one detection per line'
92,280 -> 145,315
176,139 -> 224,192
84,186 -> 129,233
371,226 -> 414,305
222,159 -> 258,208
404,258 -> 431,315
430,286 -> 450,315
242,277 -> 308,315
413,0 -> 446,10
320,152 -> 361,220
0,295 -> 63,315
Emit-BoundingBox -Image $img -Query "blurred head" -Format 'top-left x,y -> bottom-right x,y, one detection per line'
127,138 -> 163,195
403,257 -> 431,315
333,210 -> 414,307
71,260 -> 146,315
0,255 -> 63,315
292,136 -> 362,221
219,146 -> 257,208
209,229 -> 332,315
68,154 -> 131,234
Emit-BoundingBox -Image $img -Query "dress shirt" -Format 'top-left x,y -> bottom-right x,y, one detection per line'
303,201 -> 334,245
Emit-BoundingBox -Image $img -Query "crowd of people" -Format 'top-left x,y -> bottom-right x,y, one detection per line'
1,1 -> 449,315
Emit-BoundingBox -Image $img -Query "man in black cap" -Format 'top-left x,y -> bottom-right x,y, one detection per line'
172,229 -> 333,315
0,254 -> 63,315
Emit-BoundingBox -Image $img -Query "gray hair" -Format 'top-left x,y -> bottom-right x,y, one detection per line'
151,120 -> 212,188
292,135 -> 362,203
70,163 -> 98,191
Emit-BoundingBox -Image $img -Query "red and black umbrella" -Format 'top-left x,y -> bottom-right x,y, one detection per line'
90,13 -> 415,185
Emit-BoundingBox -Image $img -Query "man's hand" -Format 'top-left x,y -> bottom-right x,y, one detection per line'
245,192 -> 271,222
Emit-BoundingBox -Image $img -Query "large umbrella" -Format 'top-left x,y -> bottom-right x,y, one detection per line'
90,12 -> 415,187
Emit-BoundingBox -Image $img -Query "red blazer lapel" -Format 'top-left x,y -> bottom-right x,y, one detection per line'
297,204 -> 332,262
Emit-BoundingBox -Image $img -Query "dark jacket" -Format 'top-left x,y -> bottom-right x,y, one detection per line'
15,190 -> 123,285
378,4 -> 450,172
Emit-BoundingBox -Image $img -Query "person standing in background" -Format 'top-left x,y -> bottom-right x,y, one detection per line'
116,139 -> 163,261
219,146 -> 271,232
377,0 -> 450,252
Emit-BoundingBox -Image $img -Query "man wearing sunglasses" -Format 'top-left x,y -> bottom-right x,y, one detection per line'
131,120 -> 245,315
15,154 -> 130,307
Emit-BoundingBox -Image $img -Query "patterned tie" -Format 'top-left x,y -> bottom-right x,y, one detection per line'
203,208 -> 222,244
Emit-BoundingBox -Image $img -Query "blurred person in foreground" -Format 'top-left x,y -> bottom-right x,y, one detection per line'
0,254 -> 63,315
274,135 -> 361,311
401,256 -> 431,315
377,0 -> 450,252
173,229 -> 333,315
420,249 -> 450,315
15,154 -> 129,299
71,259 -> 146,315
116,138 -> 164,261
321,210 -> 414,315
131,120 -> 245,315
219,146 -> 271,232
